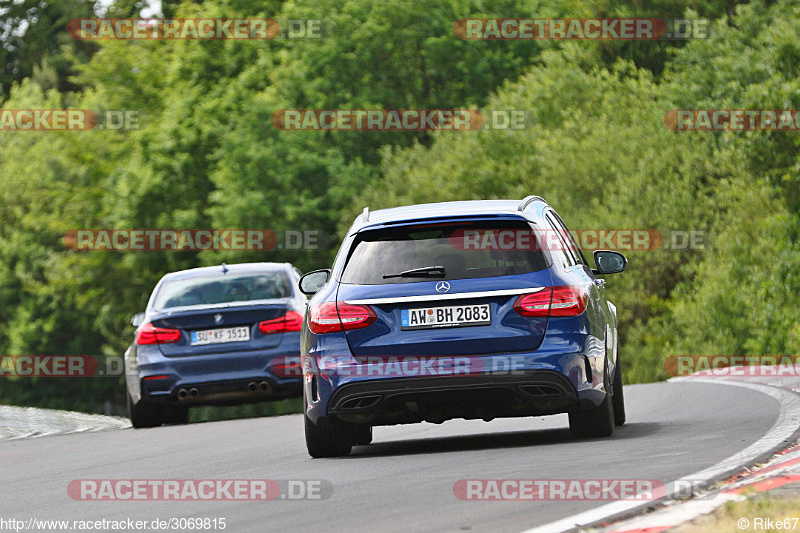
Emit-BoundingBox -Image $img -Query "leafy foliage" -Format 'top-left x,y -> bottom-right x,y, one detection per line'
0,0 -> 797,414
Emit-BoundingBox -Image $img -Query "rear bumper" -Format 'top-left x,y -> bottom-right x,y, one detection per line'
305,349 -> 607,426
325,370 -> 579,425
125,337 -> 303,406
302,321 -> 610,426
142,376 -> 301,406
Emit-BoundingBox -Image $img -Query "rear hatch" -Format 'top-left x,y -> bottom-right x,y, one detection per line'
336,219 -> 552,357
148,269 -> 296,357
151,302 -> 290,357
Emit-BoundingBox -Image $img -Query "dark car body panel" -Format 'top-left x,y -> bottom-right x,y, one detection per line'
301,199 -> 621,428
125,263 -> 305,407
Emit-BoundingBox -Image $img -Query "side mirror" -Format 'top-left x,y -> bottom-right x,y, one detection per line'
299,269 -> 331,295
131,313 -> 145,327
593,250 -> 627,275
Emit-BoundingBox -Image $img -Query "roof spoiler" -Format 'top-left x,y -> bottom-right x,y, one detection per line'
518,195 -> 545,211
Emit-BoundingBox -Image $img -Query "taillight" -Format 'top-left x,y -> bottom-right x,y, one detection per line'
513,286 -> 588,317
308,302 -> 376,334
336,303 -> 377,329
136,323 -> 181,345
514,288 -> 552,317
549,285 -> 588,316
258,311 -> 304,335
284,311 -> 304,331
309,302 -> 342,334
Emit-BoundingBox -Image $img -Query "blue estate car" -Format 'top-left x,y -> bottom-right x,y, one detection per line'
125,262 -> 305,428
298,197 -> 627,457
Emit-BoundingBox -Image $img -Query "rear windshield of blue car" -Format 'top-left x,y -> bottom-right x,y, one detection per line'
153,271 -> 292,309
341,220 -> 549,285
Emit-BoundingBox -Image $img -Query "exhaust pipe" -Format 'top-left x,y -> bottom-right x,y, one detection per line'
248,382 -> 258,392
259,381 -> 272,394
177,388 -> 188,401
189,388 -> 199,399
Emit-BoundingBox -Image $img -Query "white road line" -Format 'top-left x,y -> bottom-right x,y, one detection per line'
520,378 -> 800,533
0,405 -> 130,440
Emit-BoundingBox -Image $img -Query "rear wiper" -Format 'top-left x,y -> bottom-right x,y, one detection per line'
383,265 -> 446,279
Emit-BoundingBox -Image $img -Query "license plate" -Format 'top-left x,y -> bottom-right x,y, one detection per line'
401,304 -> 491,330
190,326 -> 251,346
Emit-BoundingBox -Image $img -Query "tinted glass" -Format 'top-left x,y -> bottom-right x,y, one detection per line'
550,211 -> 587,266
544,214 -> 576,269
341,221 -> 548,285
153,272 -> 292,309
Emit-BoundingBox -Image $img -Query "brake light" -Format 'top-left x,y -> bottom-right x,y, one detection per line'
337,303 -> 377,329
258,311 -> 304,334
258,316 -> 285,334
514,288 -> 552,317
309,302 -> 342,334
308,302 -> 376,334
136,323 -> 181,345
549,285 -> 589,316
284,311 -> 304,331
513,286 -> 588,317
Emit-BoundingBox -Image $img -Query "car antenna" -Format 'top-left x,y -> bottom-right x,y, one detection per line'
221,263 -> 228,274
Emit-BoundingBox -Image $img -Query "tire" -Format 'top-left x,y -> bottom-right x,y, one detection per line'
612,353 -> 626,426
352,425 -> 373,446
127,393 -> 164,428
569,364 -> 615,439
163,406 -> 190,425
305,413 -> 352,458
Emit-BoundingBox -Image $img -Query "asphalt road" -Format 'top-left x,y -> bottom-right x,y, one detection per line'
0,381 -> 781,532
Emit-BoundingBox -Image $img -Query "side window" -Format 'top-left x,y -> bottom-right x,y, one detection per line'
291,267 -> 303,296
544,214 -> 575,269
551,212 -> 588,266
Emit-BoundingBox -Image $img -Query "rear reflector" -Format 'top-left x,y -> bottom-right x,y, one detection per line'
136,323 -> 181,345
309,302 -> 376,334
513,286 -> 588,317
270,356 -> 303,377
258,311 -> 304,334
143,374 -> 170,381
